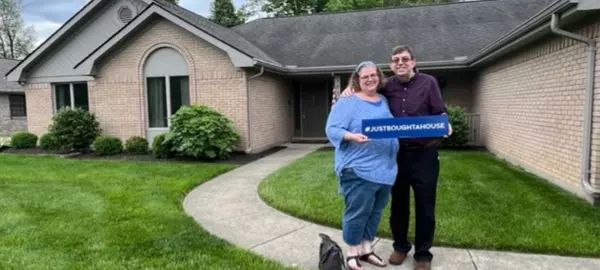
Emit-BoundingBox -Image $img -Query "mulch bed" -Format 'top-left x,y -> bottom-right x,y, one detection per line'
0,145 -> 288,166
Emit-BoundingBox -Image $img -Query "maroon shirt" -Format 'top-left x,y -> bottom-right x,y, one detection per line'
378,72 -> 448,147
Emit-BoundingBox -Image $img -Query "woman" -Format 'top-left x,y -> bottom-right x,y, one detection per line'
325,61 -> 399,270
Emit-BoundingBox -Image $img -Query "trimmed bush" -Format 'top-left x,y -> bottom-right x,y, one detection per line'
39,133 -> 61,150
10,132 -> 38,149
93,136 -> 123,156
164,104 -> 240,160
440,104 -> 470,148
48,107 -> 101,151
152,133 -> 174,158
125,136 -> 149,155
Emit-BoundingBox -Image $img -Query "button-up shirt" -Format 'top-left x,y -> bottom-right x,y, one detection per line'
378,72 -> 448,146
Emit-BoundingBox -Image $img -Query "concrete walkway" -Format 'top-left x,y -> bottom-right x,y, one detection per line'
183,144 -> 600,270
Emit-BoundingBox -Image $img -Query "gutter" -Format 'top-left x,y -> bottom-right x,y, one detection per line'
550,13 -> 600,198
244,65 -> 265,154
253,59 -> 470,75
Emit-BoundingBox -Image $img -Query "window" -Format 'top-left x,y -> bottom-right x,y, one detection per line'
146,76 -> 189,128
144,47 -> 189,129
9,94 -> 26,117
54,82 -> 89,112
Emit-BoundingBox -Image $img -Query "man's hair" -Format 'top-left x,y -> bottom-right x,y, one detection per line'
391,45 -> 415,60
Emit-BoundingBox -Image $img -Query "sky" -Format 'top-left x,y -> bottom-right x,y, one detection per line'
22,0 -> 249,47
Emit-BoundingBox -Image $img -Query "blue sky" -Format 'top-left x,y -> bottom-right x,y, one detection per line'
22,0 -> 249,46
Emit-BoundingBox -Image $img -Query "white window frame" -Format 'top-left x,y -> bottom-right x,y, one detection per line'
52,82 -> 89,113
145,75 -> 177,129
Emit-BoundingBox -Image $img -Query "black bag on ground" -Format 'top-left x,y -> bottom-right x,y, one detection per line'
318,233 -> 346,270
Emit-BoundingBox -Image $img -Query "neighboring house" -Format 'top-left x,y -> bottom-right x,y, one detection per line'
4,0 -> 600,204
0,58 -> 26,136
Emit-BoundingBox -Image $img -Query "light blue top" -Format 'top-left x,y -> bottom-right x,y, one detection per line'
325,94 -> 400,187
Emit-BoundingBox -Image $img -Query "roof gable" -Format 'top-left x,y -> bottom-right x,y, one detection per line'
75,3 -> 262,74
152,0 -> 280,65
232,0 -> 557,67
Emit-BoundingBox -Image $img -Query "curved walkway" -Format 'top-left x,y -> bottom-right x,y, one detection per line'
183,144 -> 600,270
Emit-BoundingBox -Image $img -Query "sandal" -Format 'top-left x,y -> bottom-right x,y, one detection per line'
346,255 -> 363,270
359,251 -> 387,267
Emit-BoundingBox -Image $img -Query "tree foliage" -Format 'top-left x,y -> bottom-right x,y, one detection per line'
0,0 -> 35,59
326,0 -> 450,11
239,0 -> 452,16
210,0 -> 245,27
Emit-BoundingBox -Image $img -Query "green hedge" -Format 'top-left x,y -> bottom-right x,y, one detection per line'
93,136 -> 123,156
164,105 -> 240,160
125,136 -> 149,155
48,107 -> 101,151
10,132 -> 38,149
440,104 -> 470,148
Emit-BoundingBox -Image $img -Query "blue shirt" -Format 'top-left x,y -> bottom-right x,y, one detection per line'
325,94 -> 399,187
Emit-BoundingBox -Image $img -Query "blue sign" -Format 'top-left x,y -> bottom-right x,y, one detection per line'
362,115 -> 450,139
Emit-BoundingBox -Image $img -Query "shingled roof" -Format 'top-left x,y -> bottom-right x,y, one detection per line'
153,0 -> 281,65
0,59 -> 22,93
232,0 -> 556,67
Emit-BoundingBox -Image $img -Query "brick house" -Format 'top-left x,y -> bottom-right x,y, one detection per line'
0,58 -> 26,136
4,0 -> 600,203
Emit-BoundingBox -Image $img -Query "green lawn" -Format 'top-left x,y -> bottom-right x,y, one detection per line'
0,154 -> 294,270
258,148 -> 600,258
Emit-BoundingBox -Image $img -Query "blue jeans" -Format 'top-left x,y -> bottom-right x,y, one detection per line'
339,168 -> 391,246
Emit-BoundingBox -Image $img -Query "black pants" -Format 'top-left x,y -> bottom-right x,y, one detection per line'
390,145 -> 439,262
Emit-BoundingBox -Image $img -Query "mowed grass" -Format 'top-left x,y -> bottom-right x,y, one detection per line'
258,148 -> 600,257
0,154 -> 294,270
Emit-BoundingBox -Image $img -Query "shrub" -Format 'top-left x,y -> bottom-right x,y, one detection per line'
440,104 -> 470,148
48,107 -> 101,151
125,136 -> 149,155
10,132 -> 38,149
93,136 -> 123,156
152,133 -> 174,158
164,105 -> 240,160
39,133 -> 61,150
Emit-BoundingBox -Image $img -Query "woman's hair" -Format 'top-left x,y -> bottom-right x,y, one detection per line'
348,61 -> 386,92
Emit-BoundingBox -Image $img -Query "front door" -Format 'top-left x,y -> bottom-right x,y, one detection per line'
300,82 -> 328,138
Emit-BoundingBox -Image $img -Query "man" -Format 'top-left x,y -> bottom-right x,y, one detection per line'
335,45 -> 451,270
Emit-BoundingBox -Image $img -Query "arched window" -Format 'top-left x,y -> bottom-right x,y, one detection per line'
144,47 -> 190,128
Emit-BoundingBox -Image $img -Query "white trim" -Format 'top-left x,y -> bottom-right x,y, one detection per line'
69,83 -> 75,108
166,75 -> 172,127
51,82 -> 90,114
144,75 -> 190,129
76,5 -> 255,75
28,76 -> 94,84
5,0 -> 105,82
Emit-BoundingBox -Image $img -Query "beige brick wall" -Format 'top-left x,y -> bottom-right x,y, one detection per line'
473,19 -> 600,199
246,71 -> 293,153
93,18 -> 249,149
23,84 -> 53,136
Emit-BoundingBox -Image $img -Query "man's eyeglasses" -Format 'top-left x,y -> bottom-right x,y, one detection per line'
390,57 -> 412,64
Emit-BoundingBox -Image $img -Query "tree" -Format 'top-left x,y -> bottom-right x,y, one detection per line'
210,0 -> 245,27
326,0 -> 450,11
0,0 -> 35,59
163,0 -> 179,4
250,0 -> 325,16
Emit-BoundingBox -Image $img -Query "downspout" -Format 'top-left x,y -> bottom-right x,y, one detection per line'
246,65 -> 264,153
551,13 -> 600,199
